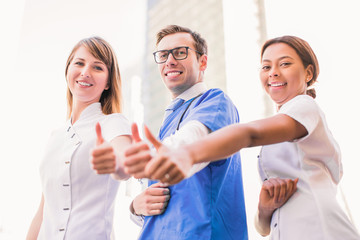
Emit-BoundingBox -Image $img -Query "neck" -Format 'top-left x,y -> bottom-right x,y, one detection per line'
170,80 -> 203,99
71,101 -> 96,124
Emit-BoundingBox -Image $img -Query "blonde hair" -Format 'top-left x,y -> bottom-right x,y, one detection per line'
65,36 -> 122,118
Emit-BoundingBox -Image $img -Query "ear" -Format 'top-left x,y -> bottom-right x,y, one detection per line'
305,64 -> 314,83
105,80 -> 110,90
199,54 -> 208,71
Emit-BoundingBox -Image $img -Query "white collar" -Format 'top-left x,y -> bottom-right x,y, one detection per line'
175,82 -> 208,101
70,102 -> 102,125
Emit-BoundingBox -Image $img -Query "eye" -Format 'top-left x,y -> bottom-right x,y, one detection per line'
261,65 -> 270,71
74,61 -> 84,66
160,53 -> 168,58
174,48 -> 186,57
156,51 -> 168,60
280,62 -> 291,67
94,66 -> 103,71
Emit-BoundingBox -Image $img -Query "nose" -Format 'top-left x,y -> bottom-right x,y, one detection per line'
269,67 -> 279,78
81,66 -> 90,78
165,52 -> 177,66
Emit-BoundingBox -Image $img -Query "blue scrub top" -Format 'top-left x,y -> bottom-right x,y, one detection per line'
139,89 -> 248,240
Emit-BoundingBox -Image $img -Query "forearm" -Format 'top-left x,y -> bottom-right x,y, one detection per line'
26,196 -> 44,240
111,135 -> 132,180
129,200 -> 144,227
186,114 -> 307,164
186,123 -> 253,164
111,168 -> 130,180
255,207 -> 275,236
163,120 -> 210,176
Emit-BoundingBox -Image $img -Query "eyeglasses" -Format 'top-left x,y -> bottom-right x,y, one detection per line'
153,46 -> 203,64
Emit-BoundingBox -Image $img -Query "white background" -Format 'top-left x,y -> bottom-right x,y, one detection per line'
1,0 -> 359,239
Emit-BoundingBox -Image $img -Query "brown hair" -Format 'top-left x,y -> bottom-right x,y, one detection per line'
156,25 -> 208,58
65,36 -> 122,118
261,36 -> 319,98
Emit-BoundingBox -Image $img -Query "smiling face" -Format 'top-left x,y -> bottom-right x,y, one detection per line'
260,43 -> 313,109
157,32 -> 207,98
66,46 -> 109,108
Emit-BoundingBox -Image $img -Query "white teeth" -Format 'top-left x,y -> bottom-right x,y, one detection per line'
269,83 -> 286,87
167,72 -> 181,76
78,81 -> 92,86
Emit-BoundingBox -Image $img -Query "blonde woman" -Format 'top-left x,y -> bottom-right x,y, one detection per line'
27,37 -> 131,239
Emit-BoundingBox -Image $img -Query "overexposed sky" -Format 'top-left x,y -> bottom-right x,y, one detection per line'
1,1 -> 360,239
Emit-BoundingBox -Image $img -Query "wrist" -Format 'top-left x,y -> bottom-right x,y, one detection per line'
184,144 -> 197,165
258,204 -> 275,218
130,200 -> 141,216
112,154 -> 130,180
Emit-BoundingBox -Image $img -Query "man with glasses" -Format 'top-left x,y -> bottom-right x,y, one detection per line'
125,25 -> 248,239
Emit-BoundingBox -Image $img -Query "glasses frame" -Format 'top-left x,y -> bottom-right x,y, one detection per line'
153,46 -> 203,64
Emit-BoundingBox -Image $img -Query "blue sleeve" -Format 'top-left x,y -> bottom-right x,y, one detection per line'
180,88 -> 240,132
179,89 -> 240,167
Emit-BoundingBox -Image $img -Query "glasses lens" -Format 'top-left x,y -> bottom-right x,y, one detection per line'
173,47 -> 188,60
155,50 -> 169,63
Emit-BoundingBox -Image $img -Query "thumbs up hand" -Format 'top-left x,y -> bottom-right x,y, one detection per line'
90,122 -> 117,174
123,123 -> 154,179
124,123 -> 193,184
96,122 -> 105,146
143,126 -> 192,185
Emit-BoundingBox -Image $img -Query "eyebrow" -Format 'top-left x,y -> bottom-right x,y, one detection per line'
74,58 -> 105,65
157,46 -> 188,51
262,55 -> 294,62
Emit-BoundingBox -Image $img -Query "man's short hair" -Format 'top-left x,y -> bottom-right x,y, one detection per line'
156,25 -> 208,58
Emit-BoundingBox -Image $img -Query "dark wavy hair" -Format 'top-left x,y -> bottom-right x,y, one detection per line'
261,35 -> 319,98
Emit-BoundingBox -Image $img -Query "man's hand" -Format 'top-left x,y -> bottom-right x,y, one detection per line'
123,123 -> 154,179
143,125 -> 193,185
131,182 -> 170,216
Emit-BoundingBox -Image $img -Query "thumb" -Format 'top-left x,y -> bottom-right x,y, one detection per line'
293,178 -> 299,191
131,123 -> 142,143
96,122 -> 104,146
294,178 -> 299,185
144,125 -> 162,150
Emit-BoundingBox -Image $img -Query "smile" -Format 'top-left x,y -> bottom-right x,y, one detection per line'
268,82 -> 287,87
165,71 -> 182,77
77,81 -> 93,87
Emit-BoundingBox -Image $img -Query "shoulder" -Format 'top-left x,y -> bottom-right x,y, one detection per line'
195,88 -> 237,111
102,113 -> 130,124
279,95 -> 321,135
200,88 -> 232,103
186,88 -> 239,131
280,95 -> 318,114
99,113 -> 131,141
100,113 -> 131,130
